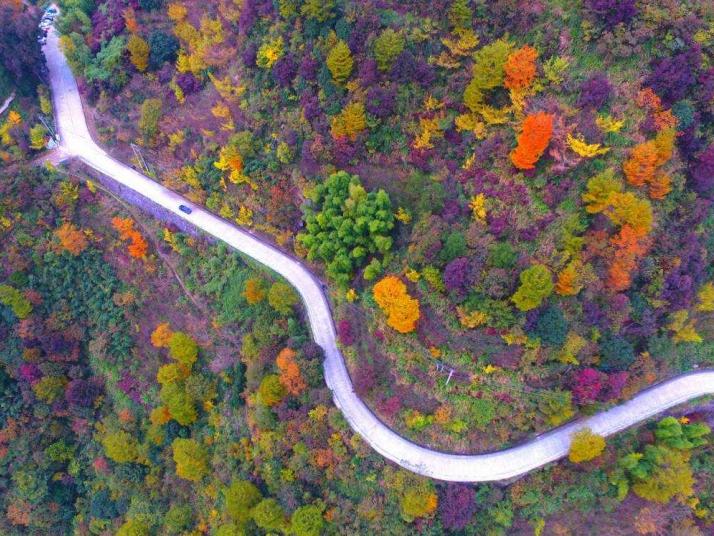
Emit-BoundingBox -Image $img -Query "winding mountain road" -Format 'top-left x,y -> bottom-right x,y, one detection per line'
42,21 -> 714,482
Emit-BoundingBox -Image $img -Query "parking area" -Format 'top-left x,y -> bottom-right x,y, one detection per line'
37,5 -> 57,45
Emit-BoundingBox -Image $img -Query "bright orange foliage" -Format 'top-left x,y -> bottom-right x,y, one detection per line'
127,231 -> 148,258
55,222 -> 88,256
510,112 -> 554,170
151,322 -> 173,348
123,7 -> 138,34
373,275 -> 420,333
111,217 -> 148,258
276,347 -> 306,396
243,278 -> 266,304
504,46 -> 538,91
607,225 -> 650,291
111,217 -> 135,240
555,262 -> 581,296
648,174 -> 672,200
623,141 -> 658,187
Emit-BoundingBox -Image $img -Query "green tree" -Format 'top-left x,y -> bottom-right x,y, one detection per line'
258,374 -> 286,406
148,30 -> 179,70
172,438 -> 209,482
0,284 -> 32,319
373,29 -> 405,71
268,281 -> 299,315
300,0 -> 335,22
511,264 -> 553,312
654,417 -> 710,450
138,97 -> 163,145
116,517 -> 151,536
568,428 -> 606,463
251,498 -> 286,532
290,504 -> 324,536
448,0 -> 472,29
163,504 -> 193,534
297,171 -> 394,285
84,35 -> 126,84
326,40 -> 353,83
168,331 -> 199,367
160,382 -> 197,426
631,446 -> 694,503
29,123 -> 47,150
225,480 -> 262,524
400,482 -> 438,522
102,430 -> 139,463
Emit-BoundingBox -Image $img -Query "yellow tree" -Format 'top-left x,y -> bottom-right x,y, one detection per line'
569,428 -> 606,463
127,34 -> 150,72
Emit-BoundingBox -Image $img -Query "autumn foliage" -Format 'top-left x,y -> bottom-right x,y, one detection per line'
111,217 -> 148,258
373,275 -> 420,333
504,45 -> 538,91
275,347 -> 306,396
151,322 -> 174,348
510,112 -> 554,170
54,222 -> 88,256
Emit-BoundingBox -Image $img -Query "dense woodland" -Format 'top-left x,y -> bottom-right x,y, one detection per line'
2,0 -> 714,534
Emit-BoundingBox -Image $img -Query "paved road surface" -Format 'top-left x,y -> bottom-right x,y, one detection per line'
42,20 -> 714,482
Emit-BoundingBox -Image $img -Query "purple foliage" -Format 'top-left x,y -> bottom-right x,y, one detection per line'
299,54 -> 318,81
242,43 -> 258,67
273,54 -> 297,87
349,12 -> 380,55
353,362 -> 376,396
358,59 -> 379,87
365,85 -> 396,118
299,140 -> 320,177
175,73 -> 201,95
698,68 -> 714,107
443,257 -> 469,293
300,92 -> 321,122
239,0 -> 257,34
646,46 -> 701,105
65,379 -> 102,407
337,319 -> 354,346
586,0 -> 637,27
583,299 -> 607,329
332,137 -> 358,167
488,214 -> 508,238
577,73 -> 612,109
391,51 -> 435,88
117,373 -> 141,403
690,144 -> 714,198
439,484 -> 477,531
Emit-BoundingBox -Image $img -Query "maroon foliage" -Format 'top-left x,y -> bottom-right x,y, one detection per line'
572,367 -> 604,404
601,371 -> 628,402
18,362 -> 42,384
439,483 -> 477,531
378,395 -> 402,420
337,319 -> 354,346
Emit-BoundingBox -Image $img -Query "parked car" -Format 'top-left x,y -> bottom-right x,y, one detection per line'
179,204 -> 192,215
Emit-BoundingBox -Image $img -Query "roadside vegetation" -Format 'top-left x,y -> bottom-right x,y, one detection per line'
3,0 -> 714,532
